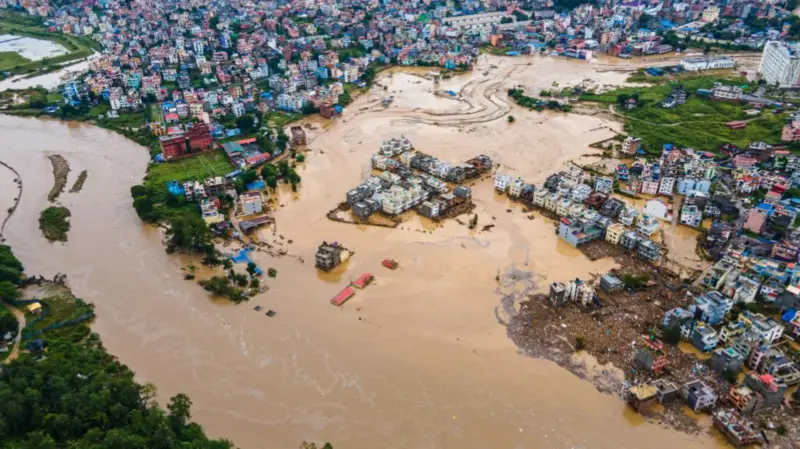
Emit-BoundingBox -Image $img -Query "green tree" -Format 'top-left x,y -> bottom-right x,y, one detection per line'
246,262 -> 257,277
165,215 -> 211,254
0,280 -> 21,301
167,393 -> 192,433
0,312 -> 19,336
278,160 -> 290,178
507,115 -> 515,123
132,196 -> 155,222
236,115 -> 256,133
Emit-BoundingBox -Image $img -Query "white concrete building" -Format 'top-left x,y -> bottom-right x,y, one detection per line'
533,189 -> 547,207
595,176 -> 613,194
570,184 -> 592,203
443,12 -> 504,30
239,192 -> 263,216
494,174 -> 510,192
759,41 -> 800,88
556,198 -> 571,217
680,204 -> 702,227
637,214 -> 660,236
680,56 -> 735,71
508,178 -> 524,197
659,177 -> 675,196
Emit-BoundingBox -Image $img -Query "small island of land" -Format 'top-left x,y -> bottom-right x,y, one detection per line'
38,206 -> 70,242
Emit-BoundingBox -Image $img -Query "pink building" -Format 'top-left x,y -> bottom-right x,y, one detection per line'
782,121 -> 800,142
743,207 -> 769,234
641,180 -> 659,195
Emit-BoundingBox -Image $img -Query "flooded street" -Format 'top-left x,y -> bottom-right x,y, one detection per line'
1,55 -> 722,448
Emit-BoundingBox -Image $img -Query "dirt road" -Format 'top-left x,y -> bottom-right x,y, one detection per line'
1,300 -> 25,364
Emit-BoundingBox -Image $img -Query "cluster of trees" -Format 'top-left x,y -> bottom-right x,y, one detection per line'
130,183 -> 181,223
0,243 -> 231,446
198,262 -> 261,303
130,184 -> 217,257
0,311 -> 18,338
338,91 -> 354,107
38,206 -> 72,242
261,160 -> 302,192
0,244 -> 24,302
507,88 -> 572,113
0,337 -> 234,448
615,92 -> 640,107
164,214 -> 215,255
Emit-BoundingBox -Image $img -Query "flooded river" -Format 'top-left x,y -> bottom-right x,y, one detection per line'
1,54 -> 723,448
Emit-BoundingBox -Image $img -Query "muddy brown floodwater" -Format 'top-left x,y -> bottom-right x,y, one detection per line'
1,54 -> 729,449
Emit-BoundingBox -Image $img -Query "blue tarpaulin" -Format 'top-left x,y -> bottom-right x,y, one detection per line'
166,181 -> 184,196
447,90 -> 456,96
231,248 -> 253,264
230,248 -> 263,275
246,180 -> 266,191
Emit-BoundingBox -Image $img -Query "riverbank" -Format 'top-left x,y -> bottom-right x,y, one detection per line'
0,53 -> 740,449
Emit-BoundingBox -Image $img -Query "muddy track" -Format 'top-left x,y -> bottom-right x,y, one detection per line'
0,160 -> 22,241
387,64 -> 522,127
47,154 -> 70,202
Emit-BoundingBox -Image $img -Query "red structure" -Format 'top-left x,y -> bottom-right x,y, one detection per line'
160,123 -> 214,160
643,338 -> 668,374
331,287 -> 355,306
352,273 -> 374,289
726,121 -> 747,130
319,102 -> 337,119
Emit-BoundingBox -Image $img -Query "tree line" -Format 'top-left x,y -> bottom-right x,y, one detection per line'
0,244 -> 234,448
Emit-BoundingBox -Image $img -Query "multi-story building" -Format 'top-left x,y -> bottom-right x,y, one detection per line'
159,122 -> 214,160
558,217 -> 603,247
680,203 -> 702,227
605,223 -> 624,245
693,291 -> 733,326
494,174 -> 510,192
684,380 -> 718,412
594,177 -> 613,194
239,192 -> 263,216
622,136 -> 641,155
636,214 -> 659,236
759,41 -> 800,88
658,177 -> 675,196
702,5 -> 720,23
711,347 -> 745,375
637,239 -> 661,262
690,322 -> 719,352
620,230 -> 641,251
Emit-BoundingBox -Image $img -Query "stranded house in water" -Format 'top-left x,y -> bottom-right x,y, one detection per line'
315,242 -> 351,271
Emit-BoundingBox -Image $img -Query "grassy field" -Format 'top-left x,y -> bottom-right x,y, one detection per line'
146,150 -> 235,184
0,11 -> 99,76
266,111 -> 301,128
0,51 -> 31,71
23,287 -> 94,342
580,75 -> 784,153
106,111 -> 147,129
